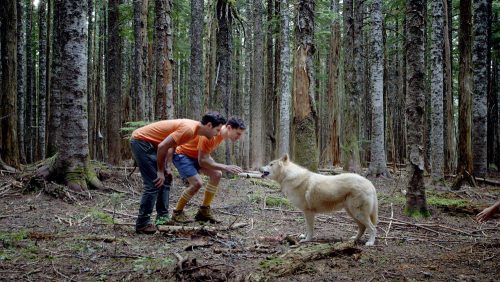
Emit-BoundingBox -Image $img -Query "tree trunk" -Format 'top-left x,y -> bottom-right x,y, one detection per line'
106,0 -> 122,165
265,0 -> 276,162
38,0 -> 48,160
293,0 -> 318,172
342,0 -> 360,172
43,0 -> 102,191
0,0 -> 19,167
16,0 -> 27,164
405,0 -> 428,215
453,0 -> 475,189
251,0 -> 265,169
48,0 -> 62,157
133,0 -> 148,120
242,0 -> 253,169
278,0 -> 291,157
155,0 -> 174,120
189,0 -> 203,119
488,11 -> 498,169
26,1 -> 34,163
471,0 -> 488,177
367,0 -> 389,177
443,0 -> 455,174
430,0 -> 445,181
324,0 -> 340,166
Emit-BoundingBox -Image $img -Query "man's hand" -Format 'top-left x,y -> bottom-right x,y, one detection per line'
154,170 -> 165,188
224,164 -> 243,174
476,204 -> 498,223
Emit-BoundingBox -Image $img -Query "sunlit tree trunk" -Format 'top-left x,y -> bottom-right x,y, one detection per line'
0,0 -> 19,167
471,0 -> 488,177
278,0 -> 291,157
430,0 -> 445,181
405,0 -> 428,215
367,0 -> 389,177
293,0 -> 318,171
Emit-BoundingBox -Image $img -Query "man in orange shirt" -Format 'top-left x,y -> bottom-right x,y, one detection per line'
170,117 -> 246,223
130,112 -> 226,234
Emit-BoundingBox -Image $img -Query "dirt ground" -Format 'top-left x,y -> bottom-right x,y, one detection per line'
0,165 -> 499,281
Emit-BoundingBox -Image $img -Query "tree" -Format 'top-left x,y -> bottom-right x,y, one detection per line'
106,0 -> 122,165
342,0 -> 361,172
132,0 -> 148,120
16,0 -> 27,164
264,0 -> 276,161
279,0 -> 291,157
453,0 -> 475,189
293,0 -> 318,171
325,0 -> 341,166
443,0 -> 456,174
155,0 -> 174,120
367,0 -> 390,177
0,0 -> 19,167
38,0 -> 48,160
471,0 -> 488,177
250,0 -> 264,169
40,0 -> 102,191
405,0 -> 428,215
189,0 -> 203,119
430,0 -> 445,181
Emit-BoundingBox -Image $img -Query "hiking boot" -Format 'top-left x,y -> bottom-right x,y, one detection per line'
155,215 -> 171,226
136,224 -> 157,234
194,206 -> 220,224
172,210 -> 193,223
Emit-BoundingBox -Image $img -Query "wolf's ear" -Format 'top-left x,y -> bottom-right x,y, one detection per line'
281,153 -> 289,162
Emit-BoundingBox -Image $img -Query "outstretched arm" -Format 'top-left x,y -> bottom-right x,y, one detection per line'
198,150 -> 243,174
476,201 -> 500,223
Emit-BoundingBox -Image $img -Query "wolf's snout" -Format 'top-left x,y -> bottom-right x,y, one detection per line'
259,167 -> 270,178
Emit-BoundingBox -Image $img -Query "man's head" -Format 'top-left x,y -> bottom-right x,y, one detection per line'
200,112 -> 227,138
225,116 -> 246,141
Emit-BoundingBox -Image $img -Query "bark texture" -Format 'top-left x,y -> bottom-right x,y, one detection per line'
279,0 -> 291,157
292,0 -> 318,172
155,0 -> 174,120
405,0 -> 428,215
189,0 -> 203,119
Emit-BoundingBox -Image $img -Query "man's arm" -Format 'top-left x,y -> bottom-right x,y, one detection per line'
155,136 -> 177,188
198,150 -> 242,174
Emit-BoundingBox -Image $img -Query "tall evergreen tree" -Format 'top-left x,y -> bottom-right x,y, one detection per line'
279,0 -> 291,156
189,0 -> 203,119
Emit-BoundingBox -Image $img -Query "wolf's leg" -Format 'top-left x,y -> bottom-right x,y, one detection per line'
347,207 -> 376,246
300,211 -> 315,242
345,208 -> 366,242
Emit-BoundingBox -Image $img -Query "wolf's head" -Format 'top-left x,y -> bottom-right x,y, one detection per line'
260,154 -> 290,181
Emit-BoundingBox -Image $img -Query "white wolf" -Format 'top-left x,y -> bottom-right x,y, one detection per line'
260,154 -> 378,246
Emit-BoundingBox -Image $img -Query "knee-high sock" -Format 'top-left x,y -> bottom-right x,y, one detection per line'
202,183 -> 218,207
175,189 -> 196,211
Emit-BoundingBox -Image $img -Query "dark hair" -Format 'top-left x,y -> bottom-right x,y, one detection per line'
227,116 -> 246,130
201,111 -> 227,127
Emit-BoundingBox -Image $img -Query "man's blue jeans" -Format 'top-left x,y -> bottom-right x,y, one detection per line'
130,139 -> 171,230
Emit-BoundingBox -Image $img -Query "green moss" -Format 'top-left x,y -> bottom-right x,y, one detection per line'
259,256 -> 286,270
427,197 -> 469,208
89,208 -> 116,224
265,196 -> 291,208
250,179 -> 280,190
404,207 -> 431,218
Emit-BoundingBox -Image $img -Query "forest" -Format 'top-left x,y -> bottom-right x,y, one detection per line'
0,0 -> 499,280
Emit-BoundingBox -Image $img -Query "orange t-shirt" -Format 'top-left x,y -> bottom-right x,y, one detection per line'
175,134 -> 225,159
131,119 -> 200,146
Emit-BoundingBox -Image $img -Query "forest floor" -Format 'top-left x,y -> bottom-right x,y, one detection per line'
0,164 -> 499,281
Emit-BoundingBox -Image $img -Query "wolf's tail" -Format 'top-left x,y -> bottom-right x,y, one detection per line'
370,194 -> 379,225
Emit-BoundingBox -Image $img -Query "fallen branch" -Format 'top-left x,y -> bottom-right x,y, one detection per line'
156,221 -> 248,233
238,171 -> 263,178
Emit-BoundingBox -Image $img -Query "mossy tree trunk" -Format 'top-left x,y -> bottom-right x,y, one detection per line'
292,0 -> 318,172
39,0 -> 102,192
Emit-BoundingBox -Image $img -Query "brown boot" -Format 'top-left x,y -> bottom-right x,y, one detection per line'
172,210 -> 193,223
194,206 -> 220,224
136,224 -> 157,234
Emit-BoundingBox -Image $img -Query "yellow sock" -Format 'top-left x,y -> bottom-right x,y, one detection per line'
202,184 -> 218,207
175,190 -> 196,211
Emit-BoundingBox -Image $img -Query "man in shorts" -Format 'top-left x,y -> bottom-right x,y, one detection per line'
170,117 -> 246,223
130,112 -> 227,234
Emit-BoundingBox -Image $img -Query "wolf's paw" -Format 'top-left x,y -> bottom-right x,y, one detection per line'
365,241 -> 375,246
299,234 -> 312,243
